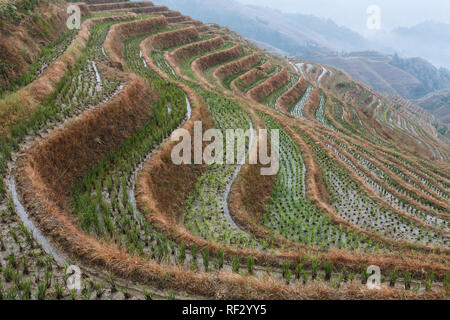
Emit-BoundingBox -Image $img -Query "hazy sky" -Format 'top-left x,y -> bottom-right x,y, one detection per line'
236,0 -> 450,33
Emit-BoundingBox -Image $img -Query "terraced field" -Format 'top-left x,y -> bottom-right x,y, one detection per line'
0,0 -> 449,300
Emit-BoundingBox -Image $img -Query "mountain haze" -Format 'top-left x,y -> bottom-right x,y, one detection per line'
152,0 -> 369,56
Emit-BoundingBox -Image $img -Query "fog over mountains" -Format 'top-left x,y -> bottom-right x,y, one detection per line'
151,0 -> 450,122
379,21 -> 450,70
153,0 -> 368,56
236,0 -> 450,35
153,0 -> 450,68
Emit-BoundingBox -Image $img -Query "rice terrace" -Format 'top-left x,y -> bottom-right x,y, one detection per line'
0,0 -> 449,303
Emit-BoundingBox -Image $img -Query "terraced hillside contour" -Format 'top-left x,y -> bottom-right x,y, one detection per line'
0,0 -> 449,300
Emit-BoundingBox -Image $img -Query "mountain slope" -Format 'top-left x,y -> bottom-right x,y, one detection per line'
307,52 -> 420,96
388,21 -> 450,70
309,52 -> 450,99
0,0 -> 448,301
414,89 -> 450,125
0,0 -> 69,93
389,54 -> 450,99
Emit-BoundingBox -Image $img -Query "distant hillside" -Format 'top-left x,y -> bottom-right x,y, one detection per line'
414,89 -> 450,125
308,52 -> 418,96
282,12 -> 369,54
152,0 -> 369,57
389,54 -> 450,99
308,52 -> 450,124
388,21 -> 450,70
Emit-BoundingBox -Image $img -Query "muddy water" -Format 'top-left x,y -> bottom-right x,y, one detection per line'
185,96 -> 192,119
92,61 -> 102,86
222,120 -> 255,233
140,50 -> 148,68
8,175 -> 68,266
103,33 -> 109,59
317,66 -> 328,86
302,162 -> 306,198
296,63 -> 305,78
291,85 -> 313,118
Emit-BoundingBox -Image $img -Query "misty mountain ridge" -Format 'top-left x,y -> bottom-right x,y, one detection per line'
393,21 -> 450,43
389,54 -> 450,98
369,21 -> 450,70
152,0 -> 369,56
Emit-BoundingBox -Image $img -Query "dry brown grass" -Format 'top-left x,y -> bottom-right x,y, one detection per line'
77,3 -> 91,16
27,77 -> 157,193
0,14 -> 136,137
136,121 -> 450,277
295,120 -> 450,254
101,5 -> 168,15
170,36 -> 223,63
15,80 -> 448,301
159,10 -> 183,18
326,72 -> 447,162
196,25 -> 211,33
138,25 -> 213,221
359,109 -> 432,160
302,87 -> 320,120
82,0 -> 128,4
177,19 -> 204,27
247,68 -> 289,102
226,111 -> 279,242
214,52 -> 260,80
0,1 -> 67,90
137,134 -> 450,278
141,106 -> 212,222
278,78 -> 307,113
184,36 -> 450,263
104,16 -> 167,68
150,26 -> 198,50
167,16 -> 190,24
235,60 -> 272,90
193,43 -> 243,71
230,156 -> 276,222
88,1 -> 154,12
